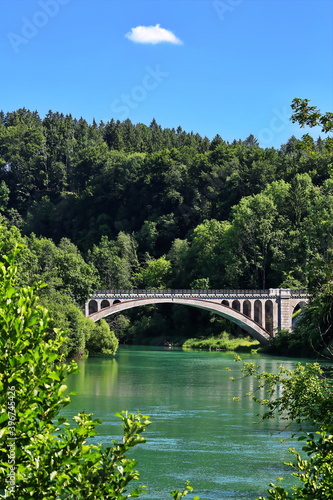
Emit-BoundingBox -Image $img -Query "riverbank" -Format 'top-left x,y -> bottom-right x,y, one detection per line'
182,332 -> 260,351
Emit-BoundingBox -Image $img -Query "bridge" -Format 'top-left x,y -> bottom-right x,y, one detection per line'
85,288 -> 309,345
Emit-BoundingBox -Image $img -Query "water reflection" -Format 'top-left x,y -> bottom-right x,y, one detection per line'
74,357 -> 119,396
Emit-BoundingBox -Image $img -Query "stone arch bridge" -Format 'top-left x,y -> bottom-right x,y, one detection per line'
85,289 -> 309,345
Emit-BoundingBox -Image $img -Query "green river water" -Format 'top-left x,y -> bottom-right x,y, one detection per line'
62,346 -> 306,499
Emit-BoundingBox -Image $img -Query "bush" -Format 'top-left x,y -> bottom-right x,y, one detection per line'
86,318 -> 119,355
183,332 -> 259,351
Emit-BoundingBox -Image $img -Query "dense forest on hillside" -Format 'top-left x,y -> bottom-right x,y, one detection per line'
0,101 -> 332,351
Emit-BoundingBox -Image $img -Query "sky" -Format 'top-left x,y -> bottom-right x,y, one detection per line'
1,0 -> 332,148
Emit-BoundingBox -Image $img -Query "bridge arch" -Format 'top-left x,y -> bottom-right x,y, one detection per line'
293,301 -> 307,313
89,300 -> 98,315
292,300 -> 307,326
254,300 -> 262,325
243,300 -> 251,317
88,297 -> 271,345
265,300 -> 274,334
232,299 -> 241,312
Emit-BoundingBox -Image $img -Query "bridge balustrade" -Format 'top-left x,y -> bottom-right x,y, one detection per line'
290,289 -> 309,297
94,288 -> 271,298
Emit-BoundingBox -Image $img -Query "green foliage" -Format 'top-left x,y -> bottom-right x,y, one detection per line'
294,278 -> 333,357
257,429 -> 333,499
186,219 -> 231,288
291,98 -> 333,134
183,332 -> 259,351
136,220 -> 158,254
125,306 -> 170,345
27,234 -> 99,305
0,181 -> 9,212
269,264 -> 333,359
56,238 -> 100,304
107,314 -> 131,342
0,224 -> 35,286
261,328 -> 312,358
88,233 -> 138,289
228,192 -> 280,289
190,277 -> 211,289
86,318 -> 119,355
171,480 -> 200,500
42,289 -> 87,357
135,256 -> 172,288
38,286 -> 119,358
234,357 -> 333,499
241,362 -> 333,426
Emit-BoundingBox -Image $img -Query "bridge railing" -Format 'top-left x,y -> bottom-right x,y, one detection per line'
290,289 -> 310,297
92,288 -> 272,298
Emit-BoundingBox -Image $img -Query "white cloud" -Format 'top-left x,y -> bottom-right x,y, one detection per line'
125,24 -> 183,45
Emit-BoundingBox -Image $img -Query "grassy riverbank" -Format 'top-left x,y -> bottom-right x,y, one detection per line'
182,332 -> 260,351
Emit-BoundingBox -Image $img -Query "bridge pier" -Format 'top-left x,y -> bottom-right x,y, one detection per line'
278,288 -> 292,330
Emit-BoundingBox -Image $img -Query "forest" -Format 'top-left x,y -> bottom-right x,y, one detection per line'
0,98 -> 332,356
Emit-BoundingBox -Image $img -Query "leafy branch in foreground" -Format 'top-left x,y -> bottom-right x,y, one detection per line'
240,361 -> 333,427
0,248 -> 198,499
232,357 -> 333,499
291,98 -> 333,134
257,428 -> 333,500
171,480 -> 200,500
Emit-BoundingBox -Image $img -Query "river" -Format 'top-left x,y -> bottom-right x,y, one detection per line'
62,346 -> 305,499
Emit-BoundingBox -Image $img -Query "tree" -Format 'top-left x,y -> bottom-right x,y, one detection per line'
39,287 -> 88,358
291,275 -> 333,358
190,277 -> 210,289
0,181 -> 9,212
136,220 -> 158,255
186,219 -> 231,287
227,193 -> 279,289
135,256 -> 172,288
27,235 -> 99,305
0,112 -> 47,209
167,238 -> 190,287
88,234 -> 137,289
86,319 -> 119,355
56,238 -> 100,304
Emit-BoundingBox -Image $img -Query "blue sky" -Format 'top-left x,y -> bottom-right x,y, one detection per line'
1,0 -> 332,148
